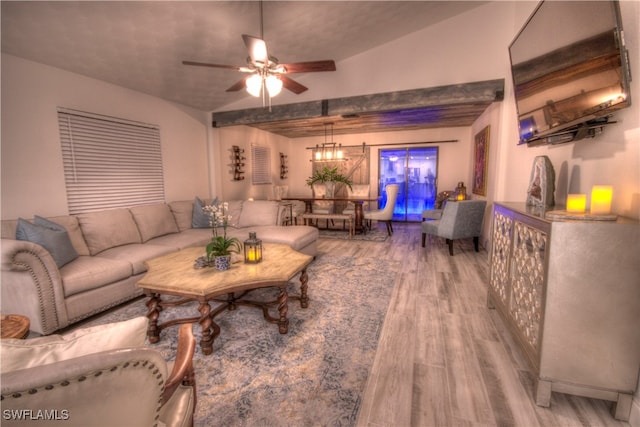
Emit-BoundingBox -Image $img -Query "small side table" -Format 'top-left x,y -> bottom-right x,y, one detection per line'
1,314 -> 30,339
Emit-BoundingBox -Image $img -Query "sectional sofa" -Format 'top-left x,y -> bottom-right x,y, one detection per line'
0,199 -> 319,335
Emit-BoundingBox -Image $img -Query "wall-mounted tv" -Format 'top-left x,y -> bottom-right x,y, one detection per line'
509,0 -> 632,146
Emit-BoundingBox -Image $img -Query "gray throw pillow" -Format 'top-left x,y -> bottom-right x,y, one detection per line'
192,197 -> 213,228
16,216 -> 79,268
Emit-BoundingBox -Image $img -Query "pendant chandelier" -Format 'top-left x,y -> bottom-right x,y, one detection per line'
312,123 -> 347,162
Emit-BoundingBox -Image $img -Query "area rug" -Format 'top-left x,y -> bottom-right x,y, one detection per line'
80,253 -> 399,427
317,225 -> 389,242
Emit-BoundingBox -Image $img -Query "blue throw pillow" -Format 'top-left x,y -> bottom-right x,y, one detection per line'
16,217 -> 79,268
192,197 -> 211,228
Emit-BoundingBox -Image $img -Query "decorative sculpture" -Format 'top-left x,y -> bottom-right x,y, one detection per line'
526,156 -> 555,207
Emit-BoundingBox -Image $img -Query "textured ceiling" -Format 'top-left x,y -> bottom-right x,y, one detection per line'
1,1 -> 486,113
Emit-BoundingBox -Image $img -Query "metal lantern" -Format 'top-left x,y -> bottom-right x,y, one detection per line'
244,232 -> 263,263
455,181 -> 467,201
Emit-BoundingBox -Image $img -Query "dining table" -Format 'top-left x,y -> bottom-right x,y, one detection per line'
281,195 -> 380,233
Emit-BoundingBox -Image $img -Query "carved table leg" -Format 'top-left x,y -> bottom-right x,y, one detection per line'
277,287 -> 289,334
227,292 -> 237,311
145,293 -> 162,343
299,268 -> 309,308
198,302 -> 216,355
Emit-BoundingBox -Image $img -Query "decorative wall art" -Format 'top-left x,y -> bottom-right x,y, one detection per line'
231,145 -> 245,181
279,152 -> 288,179
526,155 -> 555,207
473,125 -> 490,196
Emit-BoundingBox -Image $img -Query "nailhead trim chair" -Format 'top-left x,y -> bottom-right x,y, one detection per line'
421,199 -> 487,255
312,183 -> 335,228
1,323 -> 197,427
342,184 -> 370,230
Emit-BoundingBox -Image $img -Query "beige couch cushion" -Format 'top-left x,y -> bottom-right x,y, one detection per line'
227,200 -> 243,228
97,243 -> 176,275
60,255 -> 133,297
130,204 -> 179,242
237,200 -> 279,227
0,317 -> 147,373
47,215 -> 91,256
77,209 -> 141,255
169,200 -> 194,231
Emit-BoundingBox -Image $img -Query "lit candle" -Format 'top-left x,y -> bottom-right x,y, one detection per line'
566,194 -> 586,213
590,185 -> 613,215
247,250 -> 256,262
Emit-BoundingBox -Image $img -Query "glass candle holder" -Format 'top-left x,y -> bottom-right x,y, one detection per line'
566,194 -> 586,213
590,185 -> 613,215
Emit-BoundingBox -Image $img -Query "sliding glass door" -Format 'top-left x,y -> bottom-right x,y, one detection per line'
378,147 -> 438,222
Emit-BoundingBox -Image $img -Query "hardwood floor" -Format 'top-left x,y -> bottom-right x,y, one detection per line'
316,222 -> 630,427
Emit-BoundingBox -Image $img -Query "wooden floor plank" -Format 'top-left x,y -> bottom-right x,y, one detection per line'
315,222 -> 631,427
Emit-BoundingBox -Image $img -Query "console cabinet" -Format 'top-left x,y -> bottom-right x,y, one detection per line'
487,202 -> 640,420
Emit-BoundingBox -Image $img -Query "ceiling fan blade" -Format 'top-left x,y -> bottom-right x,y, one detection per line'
226,76 -> 250,92
280,60 -> 336,73
242,34 -> 269,66
182,60 -> 243,71
281,76 -> 308,94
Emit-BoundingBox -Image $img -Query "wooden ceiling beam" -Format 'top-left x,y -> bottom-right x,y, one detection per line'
210,79 -> 504,137
212,100 -> 327,128
328,79 -> 504,116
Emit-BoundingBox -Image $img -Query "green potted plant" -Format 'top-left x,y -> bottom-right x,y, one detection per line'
306,166 -> 353,197
204,202 -> 242,270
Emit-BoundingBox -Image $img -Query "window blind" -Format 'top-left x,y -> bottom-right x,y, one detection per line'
58,108 -> 165,214
251,145 -> 272,185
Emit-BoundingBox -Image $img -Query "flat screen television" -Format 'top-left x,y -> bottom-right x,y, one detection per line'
509,0 -> 632,146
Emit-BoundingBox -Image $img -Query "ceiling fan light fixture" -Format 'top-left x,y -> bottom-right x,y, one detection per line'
265,75 -> 283,97
246,74 -> 263,97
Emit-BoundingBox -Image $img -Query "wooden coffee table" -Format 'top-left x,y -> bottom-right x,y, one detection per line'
137,243 -> 313,355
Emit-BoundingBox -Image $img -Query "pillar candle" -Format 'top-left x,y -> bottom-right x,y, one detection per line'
566,194 -> 586,213
590,185 -> 613,215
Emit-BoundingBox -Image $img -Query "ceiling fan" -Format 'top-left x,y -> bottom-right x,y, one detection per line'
182,2 -> 336,104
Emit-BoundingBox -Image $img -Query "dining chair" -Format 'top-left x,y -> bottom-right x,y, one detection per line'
342,184 -> 370,229
364,184 -> 399,236
312,183 -> 334,228
273,185 -> 289,200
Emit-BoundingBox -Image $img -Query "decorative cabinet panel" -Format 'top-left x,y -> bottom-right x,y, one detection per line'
488,203 -> 640,421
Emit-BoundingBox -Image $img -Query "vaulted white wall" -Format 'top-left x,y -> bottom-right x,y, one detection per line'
1,54 -> 211,219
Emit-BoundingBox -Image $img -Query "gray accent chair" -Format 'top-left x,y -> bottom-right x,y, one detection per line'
1,323 -> 197,427
421,199 -> 487,255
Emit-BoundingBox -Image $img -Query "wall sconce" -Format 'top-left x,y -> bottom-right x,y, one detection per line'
590,185 -> 613,215
566,194 -> 587,213
244,232 -> 263,263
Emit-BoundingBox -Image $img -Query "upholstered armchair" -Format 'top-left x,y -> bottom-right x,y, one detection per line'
0,317 -> 197,427
364,184 -> 399,236
421,199 -> 487,255
274,185 -> 304,225
311,183 -> 334,228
